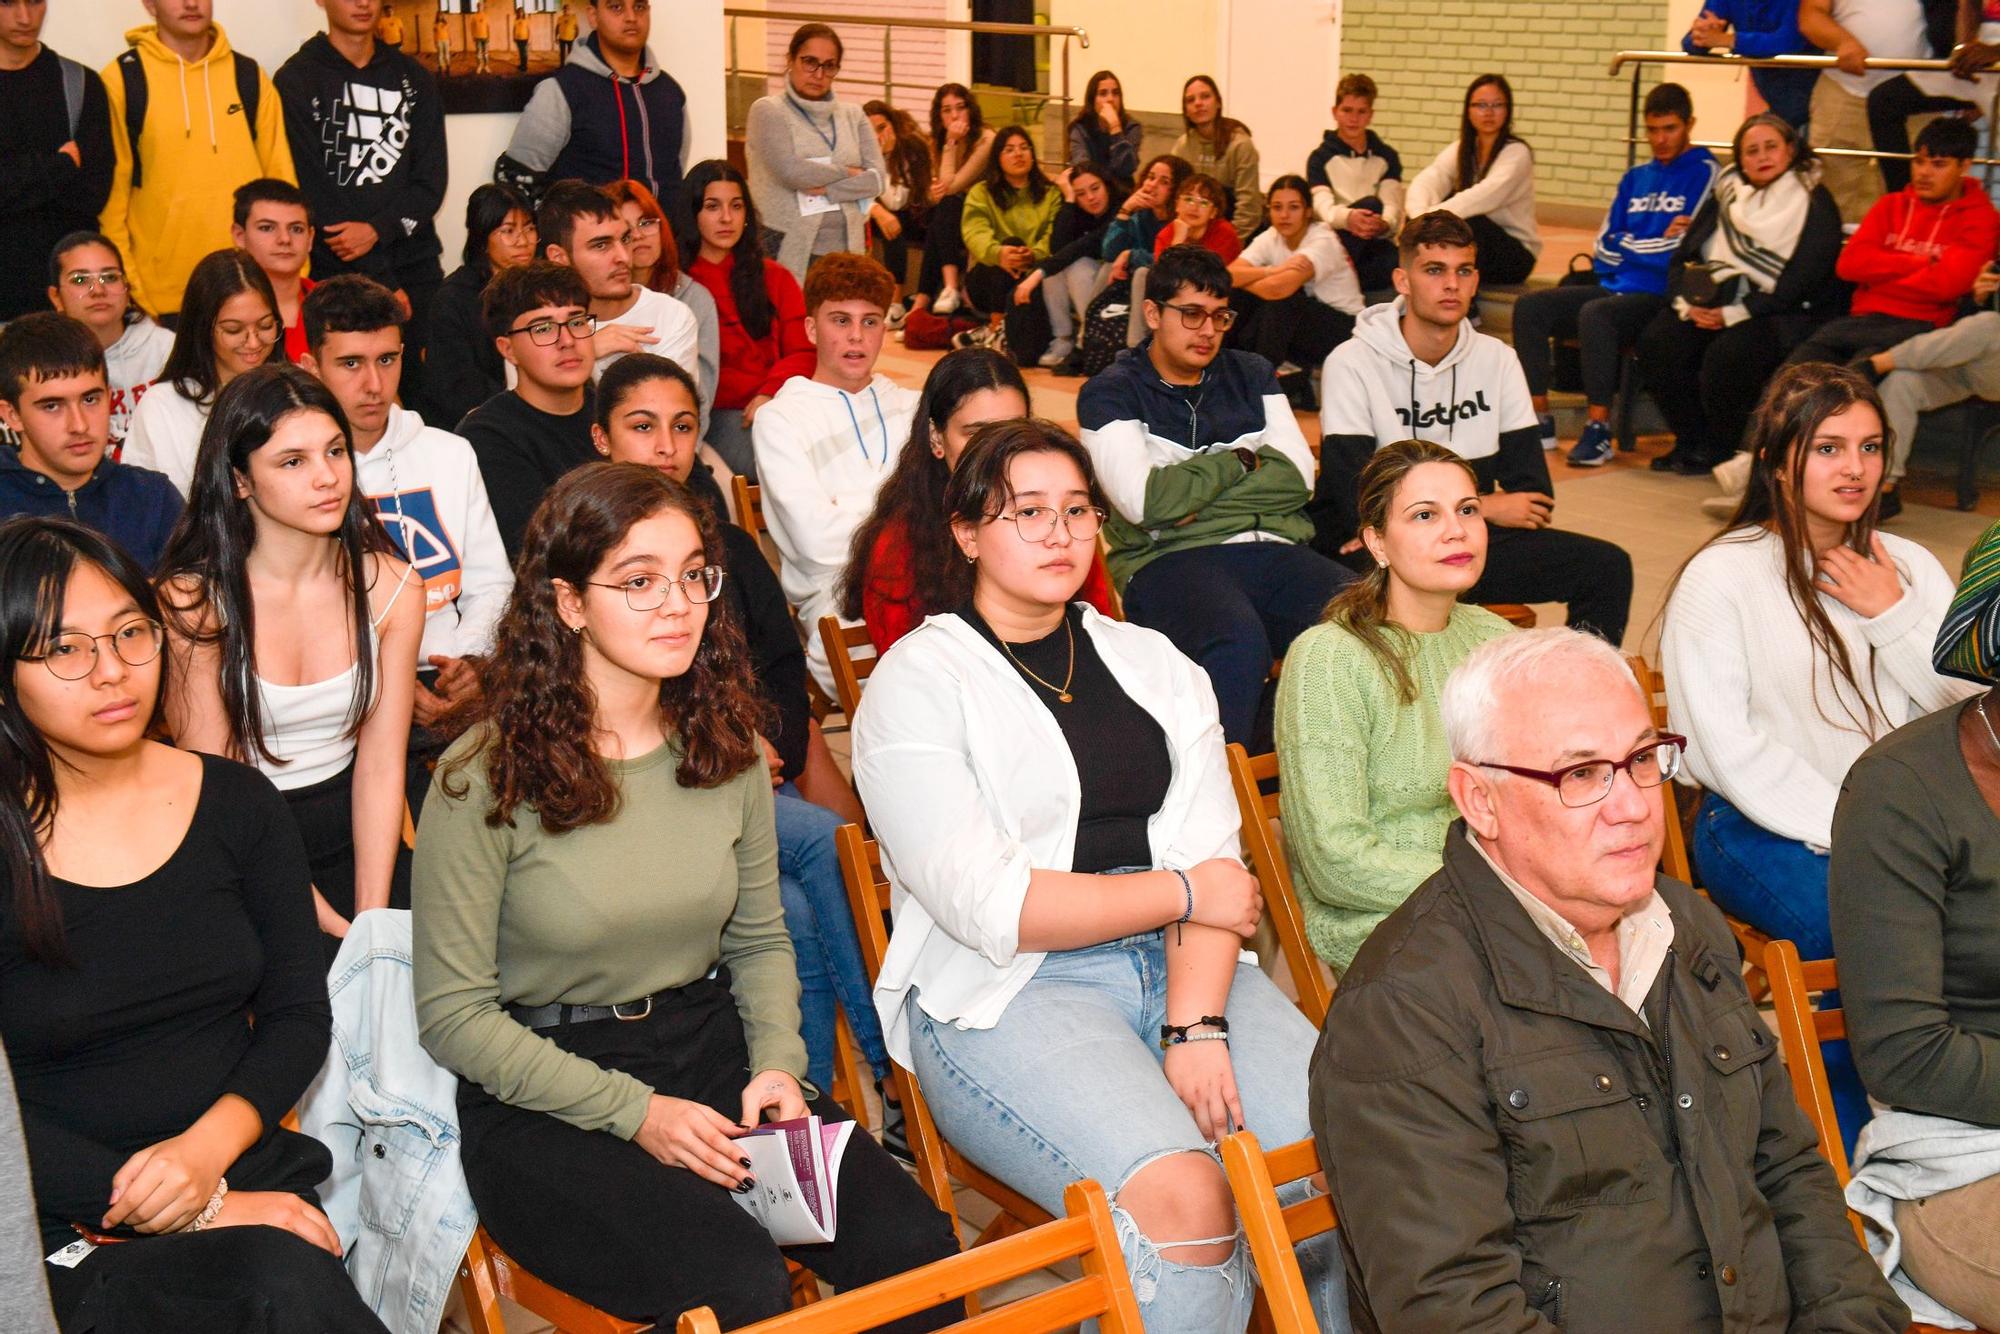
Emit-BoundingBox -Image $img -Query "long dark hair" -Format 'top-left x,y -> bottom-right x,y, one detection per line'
0,518 -> 170,967
840,349 -> 1027,623
981,125 -> 1052,208
929,82 -> 984,156
162,250 -> 279,406
944,418 -> 1112,540
1181,75 -> 1248,149
462,182 -> 534,274
1139,153 -> 1194,218
1071,70 -> 1125,136
1673,361 -> 1890,734
1321,441 -> 1482,705
440,464 -> 767,830
675,159 -> 777,342
1066,161 -> 1119,216
156,365 -> 397,767
865,100 -> 933,198
1455,74 -> 1527,191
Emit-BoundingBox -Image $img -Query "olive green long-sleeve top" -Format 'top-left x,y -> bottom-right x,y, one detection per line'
413,730 -> 806,1140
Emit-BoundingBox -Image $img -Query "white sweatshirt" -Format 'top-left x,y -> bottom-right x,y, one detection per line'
105,317 -> 175,449
1405,139 -> 1542,260
1240,221 -> 1364,314
595,283 -> 700,386
751,372 -> 919,694
121,381 -> 210,496
353,405 -> 513,663
1660,527 -> 1977,850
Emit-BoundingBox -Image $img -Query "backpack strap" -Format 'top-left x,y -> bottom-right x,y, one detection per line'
59,56 -> 86,141
231,51 -> 261,142
117,49 -> 147,190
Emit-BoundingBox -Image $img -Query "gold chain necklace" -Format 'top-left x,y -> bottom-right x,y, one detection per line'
999,618 -> 1076,704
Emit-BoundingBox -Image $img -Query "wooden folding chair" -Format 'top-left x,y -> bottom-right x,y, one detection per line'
819,615 -> 878,722
1220,1132 -> 1338,1334
1481,602 -> 1538,629
834,826 -> 1055,1271
1626,654 -> 1771,998
675,1179 -> 1143,1334
1224,744 -> 1333,1025
731,477 -> 844,724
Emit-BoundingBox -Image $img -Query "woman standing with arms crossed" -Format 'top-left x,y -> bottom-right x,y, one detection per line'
744,24 -> 886,283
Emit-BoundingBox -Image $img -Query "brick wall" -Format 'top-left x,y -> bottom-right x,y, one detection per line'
1338,0 -> 1659,210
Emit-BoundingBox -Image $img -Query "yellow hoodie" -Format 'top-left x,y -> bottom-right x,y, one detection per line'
99,24 -> 295,317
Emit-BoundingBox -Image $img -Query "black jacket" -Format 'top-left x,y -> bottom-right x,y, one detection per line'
1669,179 -> 1849,321
0,48 -> 113,321
455,388 -> 596,561
426,264 -> 506,433
0,447 -> 183,573
275,34 -> 447,281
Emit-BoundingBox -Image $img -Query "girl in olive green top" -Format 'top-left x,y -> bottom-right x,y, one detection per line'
412,463 -> 959,1330
1275,442 -> 1511,974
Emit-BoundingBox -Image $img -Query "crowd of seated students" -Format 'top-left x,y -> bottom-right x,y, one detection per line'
15,0 -> 2000,1329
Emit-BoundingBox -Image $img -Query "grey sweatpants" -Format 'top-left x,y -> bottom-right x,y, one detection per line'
1880,311 -> 2000,481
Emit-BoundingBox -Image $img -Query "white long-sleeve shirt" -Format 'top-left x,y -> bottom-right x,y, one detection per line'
1661,527 -> 1976,849
1405,139 -> 1542,261
121,381 -> 209,496
751,372 -> 919,693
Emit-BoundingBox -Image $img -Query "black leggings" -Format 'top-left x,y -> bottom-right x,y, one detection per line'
916,194 -> 969,299
1637,306 -> 1820,465
457,973 -> 963,1331
1468,214 -> 1536,286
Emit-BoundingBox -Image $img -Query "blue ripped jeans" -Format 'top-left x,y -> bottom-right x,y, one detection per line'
906,930 -> 1347,1334
775,785 -> 890,1091
1692,792 -> 1870,1156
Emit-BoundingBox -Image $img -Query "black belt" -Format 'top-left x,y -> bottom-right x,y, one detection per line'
506,993 -> 665,1030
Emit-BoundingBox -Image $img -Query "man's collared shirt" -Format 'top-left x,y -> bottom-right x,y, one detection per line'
1473,839 -> 1675,1020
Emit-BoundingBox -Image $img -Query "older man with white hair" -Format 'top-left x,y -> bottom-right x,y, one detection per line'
1309,627 -> 1905,1334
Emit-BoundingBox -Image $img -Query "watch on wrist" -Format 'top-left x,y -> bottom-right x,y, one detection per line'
1233,446 -> 1259,474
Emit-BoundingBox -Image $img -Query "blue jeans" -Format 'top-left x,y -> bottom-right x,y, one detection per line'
774,785 -> 891,1090
907,931 -> 1347,1334
1121,542 -> 1353,748
1692,792 -> 1870,1156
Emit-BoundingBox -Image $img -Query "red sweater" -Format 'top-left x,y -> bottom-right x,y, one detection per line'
861,518 -> 1118,653
1156,220 -> 1243,264
1837,179 -> 1999,327
687,254 -> 813,407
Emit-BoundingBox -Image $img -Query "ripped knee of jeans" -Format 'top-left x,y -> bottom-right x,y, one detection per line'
1108,1147 -> 1245,1304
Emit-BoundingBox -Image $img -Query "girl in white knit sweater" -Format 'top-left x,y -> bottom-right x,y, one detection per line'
1661,363 -> 1975,1147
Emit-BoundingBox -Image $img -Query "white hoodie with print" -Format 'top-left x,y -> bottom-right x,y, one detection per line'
105,317 -> 175,450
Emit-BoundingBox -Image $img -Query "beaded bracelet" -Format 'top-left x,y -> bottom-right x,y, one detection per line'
188,1177 -> 229,1232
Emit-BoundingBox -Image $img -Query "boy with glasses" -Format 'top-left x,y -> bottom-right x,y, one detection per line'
457,261 -> 602,558
45,231 -> 173,452
0,312 -> 182,570
0,0 -> 113,322
1076,242 -> 1350,749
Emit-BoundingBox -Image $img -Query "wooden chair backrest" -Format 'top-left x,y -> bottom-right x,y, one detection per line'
734,475 -> 765,541
675,1180 -> 1144,1334
1220,1132 -> 1338,1334
1763,939 -> 1852,1187
1482,603 -> 1538,629
819,614 -> 878,722
1225,744 -> 1334,1025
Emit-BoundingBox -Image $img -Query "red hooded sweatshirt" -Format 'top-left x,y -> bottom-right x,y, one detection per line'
1837,178 -> 2000,327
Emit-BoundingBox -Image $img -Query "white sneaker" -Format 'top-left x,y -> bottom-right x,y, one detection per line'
1710,449 -> 1753,496
933,288 -> 962,315
885,301 -> 908,331
1038,338 -> 1075,368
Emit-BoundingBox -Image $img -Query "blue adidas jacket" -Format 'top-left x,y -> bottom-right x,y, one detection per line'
0,447 -> 182,571
1593,147 -> 1719,295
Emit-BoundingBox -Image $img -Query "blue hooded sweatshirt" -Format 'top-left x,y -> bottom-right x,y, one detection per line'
1593,147 -> 1719,295
0,447 -> 182,571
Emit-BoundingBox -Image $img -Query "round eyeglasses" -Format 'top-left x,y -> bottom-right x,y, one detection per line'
508,313 -> 597,346
1474,735 -> 1687,809
23,619 -> 166,681
1156,301 -> 1238,332
997,504 -> 1106,544
586,566 -> 726,611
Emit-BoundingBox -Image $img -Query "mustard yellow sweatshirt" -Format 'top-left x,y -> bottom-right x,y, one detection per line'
99,24 -> 295,317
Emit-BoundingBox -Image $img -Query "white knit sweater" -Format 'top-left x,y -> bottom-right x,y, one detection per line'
1660,527 -> 1976,850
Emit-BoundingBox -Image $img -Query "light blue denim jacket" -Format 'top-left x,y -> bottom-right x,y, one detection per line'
299,910 -> 477,1334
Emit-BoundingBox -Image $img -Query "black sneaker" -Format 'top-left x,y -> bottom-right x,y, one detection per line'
877,1080 -> 913,1164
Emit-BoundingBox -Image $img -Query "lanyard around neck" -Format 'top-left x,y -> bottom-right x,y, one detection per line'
839,385 -> 888,465
786,92 -> 838,155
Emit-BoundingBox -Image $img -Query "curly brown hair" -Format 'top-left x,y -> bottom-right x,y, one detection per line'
440,463 -> 768,831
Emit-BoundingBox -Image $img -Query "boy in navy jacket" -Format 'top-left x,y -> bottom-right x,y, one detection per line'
1510,84 -> 1716,467
0,313 -> 181,571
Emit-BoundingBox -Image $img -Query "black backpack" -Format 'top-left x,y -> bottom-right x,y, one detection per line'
116,46 -> 262,190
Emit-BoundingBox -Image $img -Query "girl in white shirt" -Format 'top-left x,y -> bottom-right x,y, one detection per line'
123,250 -> 283,496
853,420 -> 1342,1334
1405,74 -> 1540,285
1661,361 -> 1974,1145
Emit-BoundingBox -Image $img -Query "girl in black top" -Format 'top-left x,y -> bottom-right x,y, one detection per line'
427,184 -> 539,431
0,516 -> 384,1333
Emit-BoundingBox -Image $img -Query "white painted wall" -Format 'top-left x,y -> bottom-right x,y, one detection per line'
1217,0 -> 1338,189
1661,0 -> 1757,148
44,0 -> 727,263
1045,0 -> 1220,117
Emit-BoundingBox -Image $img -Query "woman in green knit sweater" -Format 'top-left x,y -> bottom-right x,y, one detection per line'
958,125 -> 1063,326
1274,441 -> 1512,973
412,464 -> 959,1330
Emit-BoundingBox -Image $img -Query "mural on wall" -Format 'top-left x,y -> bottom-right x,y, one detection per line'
381,0 -> 582,112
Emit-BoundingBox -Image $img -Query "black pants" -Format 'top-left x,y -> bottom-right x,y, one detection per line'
1230,289 -> 1354,372
1637,306 -> 1820,465
457,973 -> 962,1331
517,39 -> 529,69
1868,75 -> 1974,193
1785,312 -> 1934,368
917,194 -> 969,299
963,261 -> 1019,317
406,723 -> 448,828
874,206 -> 924,293
1468,214 -> 1536,286
1337,228 -> 1399,293
1511,284 -> 1663,405
283,763 -> 412,958
1467,523 -> 1634,644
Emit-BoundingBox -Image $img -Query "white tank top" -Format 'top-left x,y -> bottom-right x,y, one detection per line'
251,564 -> 414,791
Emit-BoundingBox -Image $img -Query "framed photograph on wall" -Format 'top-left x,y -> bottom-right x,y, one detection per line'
385,0 -> 580,113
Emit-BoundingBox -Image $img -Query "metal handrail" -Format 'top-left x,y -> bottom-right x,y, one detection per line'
1608,48 -> 2000,171
723,7 -> 1091,142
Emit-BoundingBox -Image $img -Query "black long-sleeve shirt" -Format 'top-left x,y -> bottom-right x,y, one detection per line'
457,387 -> 598,560
0,47 -> 114,322
0,756 -> 332,1251
428,265 -> 508,433
1037,201 -> 1116,279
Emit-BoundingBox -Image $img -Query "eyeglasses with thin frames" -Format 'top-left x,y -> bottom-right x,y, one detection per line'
1158,301 -> 1238,332
63,270 -> 128,292
996,505 -> 1106,544
586,567 -> 726,612
508,313 -> 597,346
1473,735 -> 1687,809
796,55 -> 841,76
1469,100 -> 1509,112
22,619 -> 166,681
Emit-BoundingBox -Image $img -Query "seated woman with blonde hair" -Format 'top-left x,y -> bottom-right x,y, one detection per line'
1276,440 -> 1512,975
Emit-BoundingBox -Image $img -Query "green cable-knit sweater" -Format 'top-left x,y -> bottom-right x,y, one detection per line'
1274,604 -> 1512,974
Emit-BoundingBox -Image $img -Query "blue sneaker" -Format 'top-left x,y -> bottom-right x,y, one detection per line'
1566,420 -> 1614,467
